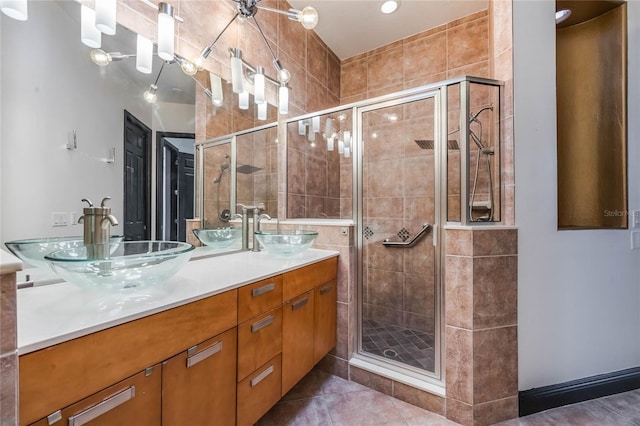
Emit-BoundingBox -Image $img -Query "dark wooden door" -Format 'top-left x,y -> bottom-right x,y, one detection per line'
124,111 -> 151,241
177,152 -> 194,241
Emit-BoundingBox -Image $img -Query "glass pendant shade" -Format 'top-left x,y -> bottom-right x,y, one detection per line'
136,35 -> 153,74
210,73 -> 224,106
239,91 -> 249,110
327,136 -> 335,151
254,67 -> 266,105
278,85 -> 289,115
1,0 -> 28,21
231,49 -> 244,94
338,139 -> 345,154
343,131 -> 351,149
81,6 -> 101,48
157,3 -> 175,61
95,0 -> 116,35
257,102 -> 267,121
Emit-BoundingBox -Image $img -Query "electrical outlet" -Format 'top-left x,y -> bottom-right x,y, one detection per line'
631,210 -> 640,229
632,232 -> 640,250
51,212 -> 68,227
70,212 -> 79,225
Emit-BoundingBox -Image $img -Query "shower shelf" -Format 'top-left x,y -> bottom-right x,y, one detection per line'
382,223 -> 431,248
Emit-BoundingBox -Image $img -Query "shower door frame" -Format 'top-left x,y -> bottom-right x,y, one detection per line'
355,89 -> 446,384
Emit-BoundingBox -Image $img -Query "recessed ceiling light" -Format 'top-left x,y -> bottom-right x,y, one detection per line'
381,0 -> 399,15
555,9 -> 571,24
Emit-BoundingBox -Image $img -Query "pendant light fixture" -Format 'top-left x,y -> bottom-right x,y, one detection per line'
254,66 -> 266,105
239,91 -> 250,110
80,5 -> 101,48
257,101 -> 267,121
136,34 -> 153,74
95,0 -> 116,35
157,2 -> 175,61
210,73 -> 224,107
278,84 -> 289,115
1,0 -> 28,21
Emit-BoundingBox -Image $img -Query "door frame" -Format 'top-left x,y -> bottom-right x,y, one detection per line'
123,110 -> 152,240
155,131 -> 195,240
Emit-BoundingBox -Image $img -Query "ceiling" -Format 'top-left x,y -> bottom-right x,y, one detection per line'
288,0 -> 489,60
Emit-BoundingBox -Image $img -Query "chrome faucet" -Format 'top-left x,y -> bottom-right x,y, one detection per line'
78,197 -> 119,259
252,210 -> 271,252
236,204 -> 253,251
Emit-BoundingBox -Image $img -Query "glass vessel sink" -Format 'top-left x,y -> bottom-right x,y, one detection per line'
44,241 -> 194,291
5,236 -> 123,270
193,227 -> 241,249
254,230 -> 318,257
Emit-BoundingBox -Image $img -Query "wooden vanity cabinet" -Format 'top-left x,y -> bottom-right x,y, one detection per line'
237,354 -> 282,426
282,290 -> 315,395
29,365 -> 162,426
281,257 -> 338,396
314,280 -> 337,364
162,328 -> 237,426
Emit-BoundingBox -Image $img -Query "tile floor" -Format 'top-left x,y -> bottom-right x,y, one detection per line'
258,368 -> 640,425
361,319 -> 435,372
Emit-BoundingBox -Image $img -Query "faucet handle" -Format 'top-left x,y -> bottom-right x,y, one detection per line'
100,197 -> 112,208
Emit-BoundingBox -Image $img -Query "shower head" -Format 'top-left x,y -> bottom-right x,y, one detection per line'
237,164 -> 262,174
414,140 -> 459,150
470,105 -> 494,123
221,163 -> 230,170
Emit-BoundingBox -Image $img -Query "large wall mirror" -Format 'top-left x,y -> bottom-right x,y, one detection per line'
1,0 -> 198,244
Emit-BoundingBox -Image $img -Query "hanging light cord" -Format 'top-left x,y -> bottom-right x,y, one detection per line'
202,13 -> 240,55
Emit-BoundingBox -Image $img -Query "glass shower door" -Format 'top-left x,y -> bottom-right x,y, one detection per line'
358,92 -> 441,377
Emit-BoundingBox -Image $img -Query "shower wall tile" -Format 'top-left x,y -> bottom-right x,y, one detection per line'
445,326 -> 474,404
445,256 -> 474,329
341,59 -> 368,98
367,269 -> 404,310
446,229 -> 474,256
403,312 -> 435,334
446,397 -> 474,426
335,302 -> 350,360
350,366 -> 394,396
474,396 -> 519,425
404,32 -> 448,82
0,351 -> 17,426
472,229 -> 517,256
366,243 -> 404,272
447,15 -> 489,70
448,9 -> 488,28
403,273 -> 434,314
473,326 -> 518,404
328,51 -> 341,97
0,273 -> 16,355
307,32 -> 328,87
393,382 -> 445,415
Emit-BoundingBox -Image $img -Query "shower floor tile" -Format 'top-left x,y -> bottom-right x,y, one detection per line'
361,319 -> 435,372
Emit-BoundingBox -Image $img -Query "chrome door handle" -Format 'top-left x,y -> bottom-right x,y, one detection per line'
251,315 -> 275,333
319,284 -> 333,295
68,386 -> 135,426
187,341 -> 222,368
291,297 -> 309,311
252,282 -> 275,297
250,364 -> 274,388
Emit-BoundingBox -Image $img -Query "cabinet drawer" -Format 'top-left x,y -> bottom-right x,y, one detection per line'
238,275 -> 283,323
237,307 -> 282,382
237,354 -> 282,426
283,257 -> 338,301
162,328 -> 237,426
30,365 -> 161,426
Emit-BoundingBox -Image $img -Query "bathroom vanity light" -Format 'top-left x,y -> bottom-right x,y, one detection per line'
157,3 -> 175,61
144,84 -> 158,103
95,0 -> 116,35
1,0 -> 28,21
187,0 -> 317,115
81,5 -> 101,48
210,73 -> 224,107
136,34 -> 153,74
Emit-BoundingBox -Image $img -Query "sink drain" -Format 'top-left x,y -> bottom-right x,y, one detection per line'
383,349 -> 398,358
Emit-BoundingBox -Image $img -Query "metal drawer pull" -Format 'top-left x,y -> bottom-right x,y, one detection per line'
251,315 -> 274,333
250,365 -> 274,388
68,386 -> 135,426
292,297 -> 309,311
252,282 -> 275,297
187,341 -> 223,368
319,284 -> 333,295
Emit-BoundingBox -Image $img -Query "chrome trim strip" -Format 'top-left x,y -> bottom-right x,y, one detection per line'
251,315 -> 275,333
187,341 -> 223,368
250,364 -> 274,387
252,282 -> 275,297
68,386 -> 135,426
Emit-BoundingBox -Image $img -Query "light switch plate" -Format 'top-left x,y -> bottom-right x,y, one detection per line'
631,210 -> 640,228
51,212 -> 68,227
631,232 -> 640,250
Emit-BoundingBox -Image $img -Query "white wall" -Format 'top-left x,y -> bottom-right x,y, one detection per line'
0,2 -> 195,244
513,0 -> 640,390
0,2 -> 150,243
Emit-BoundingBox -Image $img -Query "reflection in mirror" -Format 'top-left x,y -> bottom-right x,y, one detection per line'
236,126 -> 278,218
286,109 -> 353,219
0,0 -> 197,244
202,142 -> 232,229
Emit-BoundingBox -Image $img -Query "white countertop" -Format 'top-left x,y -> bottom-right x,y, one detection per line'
0,248 -> 23,274
18,248 -> 338,355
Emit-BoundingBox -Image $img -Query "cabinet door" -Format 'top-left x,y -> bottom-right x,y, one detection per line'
314,280 -> 337,364
162,328 -> 237,426
237,354 -> 282,426
281,290 -> 315,396
237,306 -> 282,381
30,366 -> 161,426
